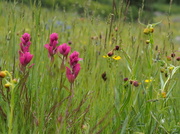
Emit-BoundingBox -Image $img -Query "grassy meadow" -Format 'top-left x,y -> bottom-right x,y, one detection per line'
0,1 -> 180,134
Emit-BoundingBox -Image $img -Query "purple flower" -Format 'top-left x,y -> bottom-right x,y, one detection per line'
66,64 -> 81,83
58,43 -> 71,56
19,51 -> 33,66
19,33 -> 31,53
69,51 -> 82,67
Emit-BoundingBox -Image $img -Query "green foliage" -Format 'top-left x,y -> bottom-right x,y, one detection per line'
0,0 -> 180,133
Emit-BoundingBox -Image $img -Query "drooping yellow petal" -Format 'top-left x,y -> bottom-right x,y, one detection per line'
112,56 -> 121,60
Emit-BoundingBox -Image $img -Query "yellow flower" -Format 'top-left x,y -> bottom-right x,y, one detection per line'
103,55 -> 109,58
145,79 -> 152,83
112,56 -> 121,60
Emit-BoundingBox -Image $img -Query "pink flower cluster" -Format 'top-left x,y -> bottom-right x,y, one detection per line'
44,33 -> 82,83
44,33 -> 72,60
19,33 -> 33,68
66,51 -> 82,83
44,33 -> 59,61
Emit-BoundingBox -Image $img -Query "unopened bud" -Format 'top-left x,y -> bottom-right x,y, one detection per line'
143,28 -> 150,34
4,83 -> 11,88
149,27 -> 154,33
12,79 -> 18,84
146,40 -> 150,44
0,71 -> 6,78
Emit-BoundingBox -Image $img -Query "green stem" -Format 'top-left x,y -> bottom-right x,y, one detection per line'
8,84 -> 15,134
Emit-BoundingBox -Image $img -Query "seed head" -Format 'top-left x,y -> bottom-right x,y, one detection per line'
176,57 -> 180,61
115,45 -> 120,51
107,51 -> 114,57
133,81 -> 139,87
171,53 -> 175,58
123,77 -> 128,82
102,72 -> 107,81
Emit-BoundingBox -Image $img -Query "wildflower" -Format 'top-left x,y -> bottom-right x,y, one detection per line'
58,43 -> 71,57
124,77 -> 128,82
176,57 -> 180,61
50,33 -> 58,46
19,51 -> 33,66
0,71 -> 7,78
69,51 -> 82,67
103,55 -> 109,58
44,33 -> 59,60
112,55 -> 121,60
19,33 -> 31,53
171,53 -> 175,58
66,64 -> 81,83
145,79 -> 152,83
21,32 -> 30,42
161,91 -> 166,98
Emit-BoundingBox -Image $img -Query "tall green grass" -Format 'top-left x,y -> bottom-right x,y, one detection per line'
0,0 -> 180,133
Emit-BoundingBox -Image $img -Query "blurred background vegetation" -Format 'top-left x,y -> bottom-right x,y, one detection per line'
4,0 -> 180,22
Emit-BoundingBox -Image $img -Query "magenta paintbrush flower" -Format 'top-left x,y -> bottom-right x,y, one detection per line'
19,51 -> 33,66
58,43 -> 71,56
69,51 -> 83,67
66,64 -> 81,83
19,33 -> 31,53
44,33 -> 59,61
